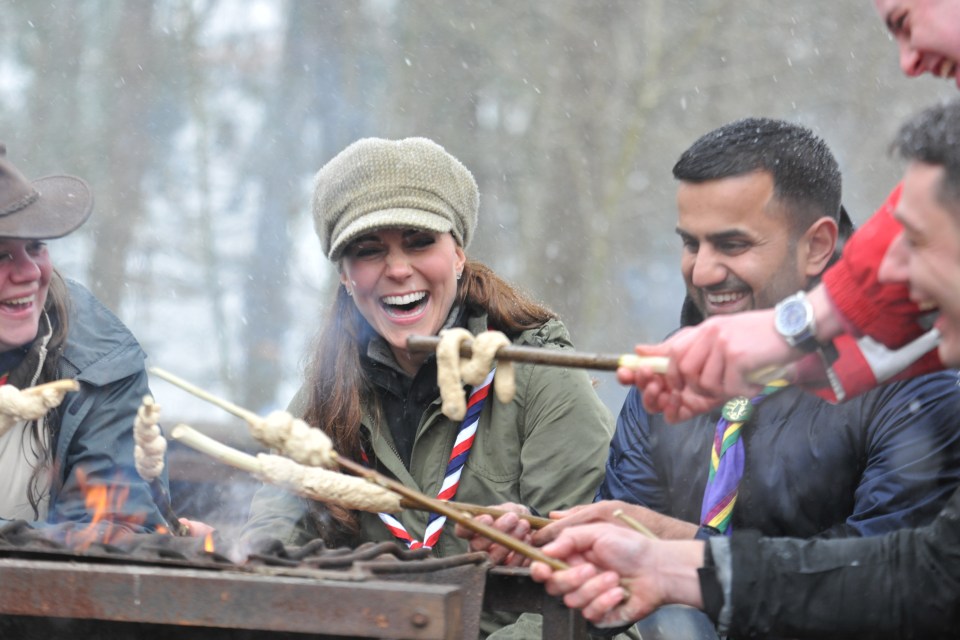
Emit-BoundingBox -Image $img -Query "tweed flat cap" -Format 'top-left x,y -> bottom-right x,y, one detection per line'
312,137 -> 479,261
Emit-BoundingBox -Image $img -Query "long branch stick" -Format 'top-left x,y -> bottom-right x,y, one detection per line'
414,499 -> 552,529
171,424 -> 549,526
406,335 -> 669,373
612,509 -> 658,539
150,368 -> 262,424
330,455 -> 566,569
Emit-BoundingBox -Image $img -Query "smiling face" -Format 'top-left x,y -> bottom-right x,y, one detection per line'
677,172 -> 825,317
875,0 -> 960,86
879,162 -> 960,366
340,228 -> 465,374
0,239 -> 52,352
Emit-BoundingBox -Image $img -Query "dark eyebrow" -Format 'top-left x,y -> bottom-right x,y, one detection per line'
675,227 -> 751,244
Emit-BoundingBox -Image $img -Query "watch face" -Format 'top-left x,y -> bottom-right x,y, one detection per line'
779,300 -> 808,335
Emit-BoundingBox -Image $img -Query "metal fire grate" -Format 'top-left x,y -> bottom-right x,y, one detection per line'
0,520 -> 588,639
0,520 -> 490,639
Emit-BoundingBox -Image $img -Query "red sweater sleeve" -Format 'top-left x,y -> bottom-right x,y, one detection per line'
821,184 -> 928,348
804,334 -> 943,403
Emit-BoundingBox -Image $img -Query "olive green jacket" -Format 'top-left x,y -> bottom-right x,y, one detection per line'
243,314 -> 614,556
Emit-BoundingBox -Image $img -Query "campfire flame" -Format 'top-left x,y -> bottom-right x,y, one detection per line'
204,532 -> 215,553
62,469 -> 151,549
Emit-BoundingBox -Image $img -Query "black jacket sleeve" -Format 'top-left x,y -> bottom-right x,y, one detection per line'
726,487 -> 960,638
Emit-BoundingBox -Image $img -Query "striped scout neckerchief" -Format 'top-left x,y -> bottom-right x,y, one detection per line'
699,379 -> 789,534
374,368 -> 495,550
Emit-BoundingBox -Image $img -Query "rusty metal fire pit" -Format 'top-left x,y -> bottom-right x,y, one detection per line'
0,520 -> 587,639
0,520 -> 489,639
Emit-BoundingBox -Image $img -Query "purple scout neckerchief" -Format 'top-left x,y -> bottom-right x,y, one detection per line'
699,379 -> 788,535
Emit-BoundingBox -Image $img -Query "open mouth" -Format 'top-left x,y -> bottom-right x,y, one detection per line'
0,294 -> 35,312
380,291 -> 429,318
705,290 -> 748,308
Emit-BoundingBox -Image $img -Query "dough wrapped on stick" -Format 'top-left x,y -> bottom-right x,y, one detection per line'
0,379 -> 79,437
172,424 -> 400,513
149,367 -> 336,468
133,395 -> 190,536
436,328 -> 516,421
134,395 -> 166,481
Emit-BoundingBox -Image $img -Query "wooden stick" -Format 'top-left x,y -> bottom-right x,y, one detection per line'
150,368 -> 262,424
151,477 -> 190,537
406,335 -> 669,373
415,499 -> 552,529
332,455 -> 568,570
612,509 -> 658,539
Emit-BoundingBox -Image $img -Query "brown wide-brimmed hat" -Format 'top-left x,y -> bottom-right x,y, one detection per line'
0,143 -> 92,239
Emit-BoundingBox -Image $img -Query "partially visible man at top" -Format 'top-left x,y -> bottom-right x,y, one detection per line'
878,0 -> 960,83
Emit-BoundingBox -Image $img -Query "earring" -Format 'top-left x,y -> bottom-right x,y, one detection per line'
344,284 -> 353,297
456,271 -> 462,280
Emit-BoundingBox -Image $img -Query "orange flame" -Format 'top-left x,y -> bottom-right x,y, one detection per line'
203,532 -> 215,553
63,469 -> 150,550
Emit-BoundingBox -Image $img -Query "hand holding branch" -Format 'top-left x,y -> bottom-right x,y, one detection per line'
530,524 -> 705,628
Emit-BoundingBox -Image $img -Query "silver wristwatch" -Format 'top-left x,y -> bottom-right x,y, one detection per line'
774,291 -> 819,352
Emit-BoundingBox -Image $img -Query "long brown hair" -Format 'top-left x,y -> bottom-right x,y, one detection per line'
300,259 -> 554,539
22,270 -> 71,517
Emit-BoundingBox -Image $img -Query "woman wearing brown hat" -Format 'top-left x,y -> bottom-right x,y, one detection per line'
0,146 -> 171,535
243,137 -> 614,637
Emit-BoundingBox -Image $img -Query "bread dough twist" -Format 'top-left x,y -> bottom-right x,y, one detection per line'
257,453 -> 401,513
0,382 -> 74,438
436,329 -> 516,421
251,410 -> 338,469
134,395 -> 167,481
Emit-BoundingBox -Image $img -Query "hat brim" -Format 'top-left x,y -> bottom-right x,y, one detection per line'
0,175 -> 93,240
329,207 -> 457,260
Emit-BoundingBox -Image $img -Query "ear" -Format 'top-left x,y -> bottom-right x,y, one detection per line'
454,245 -> 466,275
339,268 -> 350,290
800,216 -> 838,278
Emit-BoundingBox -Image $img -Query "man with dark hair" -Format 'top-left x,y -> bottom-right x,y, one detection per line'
532,97 -> 960,639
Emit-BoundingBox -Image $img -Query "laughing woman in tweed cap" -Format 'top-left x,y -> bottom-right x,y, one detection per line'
243,137 -> 614,638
